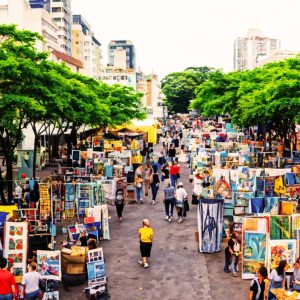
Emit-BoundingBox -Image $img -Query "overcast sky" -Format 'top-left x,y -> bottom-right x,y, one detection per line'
72,0 -> 300,79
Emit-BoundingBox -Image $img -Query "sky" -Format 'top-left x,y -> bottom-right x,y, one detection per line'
72,0 -> 300,79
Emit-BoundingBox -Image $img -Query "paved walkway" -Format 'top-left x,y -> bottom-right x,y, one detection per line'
59,153 -> 250,299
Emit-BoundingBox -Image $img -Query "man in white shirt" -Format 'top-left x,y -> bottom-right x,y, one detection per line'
175,182 -> 188,223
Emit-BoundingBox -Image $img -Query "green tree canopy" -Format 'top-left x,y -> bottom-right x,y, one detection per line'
161,67 -> 213,114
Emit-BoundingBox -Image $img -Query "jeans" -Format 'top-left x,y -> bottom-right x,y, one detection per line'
115,203 -> 124,218
151,185 -> 159,201
170,174 -> 177,187
165,198 -> 175,217
136,187 -> 143,202
224,248 -> 239,273
25,290 -> 40,300
0,294 -> 13,300
176,206 -> 183,218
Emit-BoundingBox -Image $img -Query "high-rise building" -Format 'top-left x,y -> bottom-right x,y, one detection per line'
234,29 -> 281,71
108,40 -> 136,70
30,0 -> 73,55
72,14 -> 103,79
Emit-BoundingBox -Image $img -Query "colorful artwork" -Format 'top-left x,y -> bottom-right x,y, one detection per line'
88,248 -> 104,263
212,168 -> 231,198
243,232 -> 267,261
270,216 -> 291,240
269,240 -> 296,271
4,222 -> 28,283
37,250 -> 61,281
250,198 -> 264,214
198,198 -> 224,253
87,260 -> 106,280
263,197 -> 280,215
237,166 -> 250,190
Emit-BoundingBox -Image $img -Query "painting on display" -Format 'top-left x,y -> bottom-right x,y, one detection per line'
263,197 -> 280,215
237,166 -> 250,190
198,198 -> 224,253
269,239 -> 296,271
242,231 -> 267,279
270,216 -> 291,240
212,168 -> 231,199
37,250 -> 61,281
4,222 -> 28,283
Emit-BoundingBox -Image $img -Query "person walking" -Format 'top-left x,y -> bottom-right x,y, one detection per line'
0,257 -> 16,300
170,161 -> 180,188
144,164 -> 152,197
150,166 -> 160,205
161,163 -> 170,185
163,179 -> 176,222
138,219 -> 153,268
167,144 -> 176,162
21,262 -> 41,300
135,174 -> 144,204
115,185 -> 127,221
175,182 -> 187,223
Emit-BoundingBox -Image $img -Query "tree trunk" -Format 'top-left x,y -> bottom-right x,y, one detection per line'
0,169 -> 7,204
32,134 -> 39,178
5,154 -> 13,203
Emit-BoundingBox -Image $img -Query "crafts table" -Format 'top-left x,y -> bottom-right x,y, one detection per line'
270,288 -> 300,300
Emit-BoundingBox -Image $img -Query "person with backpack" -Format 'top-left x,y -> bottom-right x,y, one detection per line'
249,266 -> 268,300
115,186 -> 127,222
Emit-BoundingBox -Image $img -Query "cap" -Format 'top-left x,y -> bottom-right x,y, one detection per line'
178,182 -> 184,186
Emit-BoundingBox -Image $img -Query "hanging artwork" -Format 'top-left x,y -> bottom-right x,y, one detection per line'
250,198 -> 264,214
39,183 -> 51,221
270,216 -> 291,240
269,239 -> 296,271
37,250 -> 61,281
242,231 -> 267,279
4,222 -> 28,283
237,166 -> 250,190
198,198 -> 224,253
263,197 -> 280,215
212,168 -> 231,199
229,169 -> 238,191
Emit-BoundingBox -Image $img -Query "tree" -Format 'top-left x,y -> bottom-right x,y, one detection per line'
0,25 -> 47,202
161,67 -> 213,114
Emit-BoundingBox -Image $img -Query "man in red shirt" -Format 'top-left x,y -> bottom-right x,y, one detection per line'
170,161 -> 180,187
0,257 -> 16,300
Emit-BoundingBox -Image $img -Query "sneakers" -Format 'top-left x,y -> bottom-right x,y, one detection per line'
178,218 -> 183,223
168,218 -> 172,223
164,216 -> 169,220
232,272 -> 238,277
138,260 -> 143,266
151,201 -> 155,205
144,263 -> 149,268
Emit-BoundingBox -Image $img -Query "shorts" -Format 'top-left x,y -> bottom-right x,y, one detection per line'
140,241 -> 152,257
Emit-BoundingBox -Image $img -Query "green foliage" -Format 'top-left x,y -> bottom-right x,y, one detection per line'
161,67 -> 214,113
190,56 -> 300,139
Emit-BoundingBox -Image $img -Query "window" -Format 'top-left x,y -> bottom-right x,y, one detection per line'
52,7 -> 62,12
53,18 -> 62,22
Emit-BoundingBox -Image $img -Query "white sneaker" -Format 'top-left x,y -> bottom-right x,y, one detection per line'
168,218 -> 172,223
144,263 -> 149,268
178,218 -> 183,223
164,216 -> 169,220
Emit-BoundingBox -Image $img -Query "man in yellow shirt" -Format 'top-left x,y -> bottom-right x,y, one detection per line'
138,219 -> 153,268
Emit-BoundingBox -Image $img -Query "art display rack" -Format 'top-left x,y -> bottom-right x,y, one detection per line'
76,183 -> 94,217
39,183 -> 51,221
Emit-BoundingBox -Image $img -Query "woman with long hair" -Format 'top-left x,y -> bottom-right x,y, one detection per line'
268,260 -> 287,300
249,266 -> 268,300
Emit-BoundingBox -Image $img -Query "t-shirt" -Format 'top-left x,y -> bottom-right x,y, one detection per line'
164,186 -> 175,199
0,269 -> 15,295
150,174 -> 160,186
170,165 -> 180,175
139,227 -> 153,243
22,271 -> 41,294
228,238 -> 240,253
115,189 -> 125,204
162,168 -> 169,178
176,188 -> 187,207
269,269 -> 285,282
168,149 -> 176,158
79,236 -> 88,246
250,278 -> 265,300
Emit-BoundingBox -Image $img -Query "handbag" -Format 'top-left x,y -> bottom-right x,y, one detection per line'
176,173 -> 180,179
192,193 -> 199,205
184,198 -> 190,211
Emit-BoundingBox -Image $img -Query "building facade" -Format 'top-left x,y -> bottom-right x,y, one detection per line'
255,50 -> 297,67
72,14 -> 103,79
234,29 -> 281,71
30,0 -> 73,55
108,40 -> 136,70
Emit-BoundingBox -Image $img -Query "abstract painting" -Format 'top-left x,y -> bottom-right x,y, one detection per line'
198,198 -> 224,253
270,216 -> 291,240
37,250 -> 61,281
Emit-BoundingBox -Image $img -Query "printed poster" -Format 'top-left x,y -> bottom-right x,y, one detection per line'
87,260 -> 107,287
37,250 -> 61,281
88,248 -> 104,263
242,231 -> 267,280
269,239 -> 296,271
4,222 -> 28,283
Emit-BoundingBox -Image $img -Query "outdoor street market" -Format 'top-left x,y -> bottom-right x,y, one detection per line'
1,114 -> 300,299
